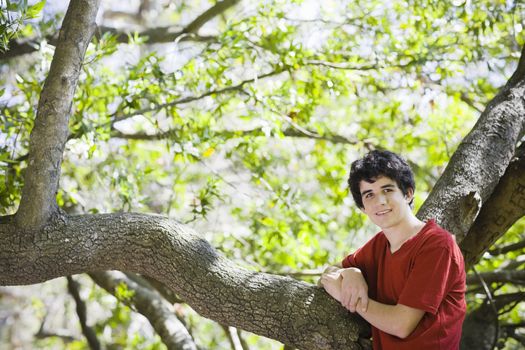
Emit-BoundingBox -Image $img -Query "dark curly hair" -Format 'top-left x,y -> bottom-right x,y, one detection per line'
348,150 -> 415,209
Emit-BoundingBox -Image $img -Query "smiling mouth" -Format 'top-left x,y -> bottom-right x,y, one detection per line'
376,209 -> 392,216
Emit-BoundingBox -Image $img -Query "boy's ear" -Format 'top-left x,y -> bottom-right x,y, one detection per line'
405,188 -> 414,202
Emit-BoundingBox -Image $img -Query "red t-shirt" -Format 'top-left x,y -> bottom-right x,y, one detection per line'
341,220 -> 466,350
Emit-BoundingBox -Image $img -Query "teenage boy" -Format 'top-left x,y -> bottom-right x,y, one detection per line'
320,150 -> 466,350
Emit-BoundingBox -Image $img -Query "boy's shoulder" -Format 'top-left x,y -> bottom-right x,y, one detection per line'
418,220 -> 462,255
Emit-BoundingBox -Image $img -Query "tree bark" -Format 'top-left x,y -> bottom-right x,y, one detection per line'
15,0 -> 100,230
3,0 -> 525,348
417,46 -> 525,241
0,214 -> 370,349
90,271 -> 198,350
460,148 -> 525,268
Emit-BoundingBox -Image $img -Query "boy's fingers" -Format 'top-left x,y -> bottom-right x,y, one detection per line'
360,294 -> 369,312
348,293 -> 358,312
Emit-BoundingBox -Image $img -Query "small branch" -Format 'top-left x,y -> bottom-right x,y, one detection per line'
182,0 -> 240,34
66,276 -> 101,350
1,0 -> 240,61
466,270 -> 525,285
111,69 -> 285,125
222,324 -> 246,350
499,256 -> 525,271
35,310 -> 79,342
501,322 -> 525,330
493,292 -> 525,313
236,328 -> 249,350
111,126 -> 359,146
489,238 -> 525,256
505,44 -> 525,88
96,25 -> 215,44
90,270 -> 198,350
35,329 -> 78,342
472,267 -> 499,350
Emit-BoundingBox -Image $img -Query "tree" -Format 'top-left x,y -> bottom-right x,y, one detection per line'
1,0 -> 524,349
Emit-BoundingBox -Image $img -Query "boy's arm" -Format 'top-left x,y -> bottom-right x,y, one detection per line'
320,265 -> 369,312
356,300 -> 425,339
321,266 -> 425,339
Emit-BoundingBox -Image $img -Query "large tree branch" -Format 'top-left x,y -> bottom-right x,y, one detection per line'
89,270 -> 198,350
460,147 -> 525,268
418,44 -> 525,240
14,0 -> 100,229
0,213 -> 370,349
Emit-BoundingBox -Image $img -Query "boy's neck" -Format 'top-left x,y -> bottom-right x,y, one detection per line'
383,213 -> 425,253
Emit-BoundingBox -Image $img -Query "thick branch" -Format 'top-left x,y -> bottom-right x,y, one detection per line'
0,213 -> 370,349
460,150 -> 525,268
417,45 -> 525,240
15,0 -> 100,229
90,270 -> 198,350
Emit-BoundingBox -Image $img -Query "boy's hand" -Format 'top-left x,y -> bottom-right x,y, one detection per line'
340,267 -> 369,313
320,269 -> 342,302
317,265 -> 340,286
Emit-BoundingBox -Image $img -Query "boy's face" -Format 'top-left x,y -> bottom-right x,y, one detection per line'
359,176 -> 413,231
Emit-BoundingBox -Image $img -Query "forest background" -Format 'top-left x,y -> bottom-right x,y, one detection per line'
0,0 -> 524,349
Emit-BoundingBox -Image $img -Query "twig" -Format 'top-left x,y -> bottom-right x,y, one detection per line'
473,266 -> 499,350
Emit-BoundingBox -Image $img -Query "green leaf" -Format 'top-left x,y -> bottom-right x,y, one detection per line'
26,1 -> 45,19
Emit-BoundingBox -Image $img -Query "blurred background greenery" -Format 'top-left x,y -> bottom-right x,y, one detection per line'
1,0 -> 524,348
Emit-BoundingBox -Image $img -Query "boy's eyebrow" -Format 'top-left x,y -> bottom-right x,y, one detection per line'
360,184 -> 396,196
360,189 -> 372,196
381,184 -> 396,189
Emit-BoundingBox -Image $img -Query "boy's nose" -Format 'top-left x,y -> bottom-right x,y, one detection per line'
377,194 -> 387,204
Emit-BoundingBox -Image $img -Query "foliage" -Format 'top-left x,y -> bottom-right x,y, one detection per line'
0,0 -> 524,349
0,0 -> 45,52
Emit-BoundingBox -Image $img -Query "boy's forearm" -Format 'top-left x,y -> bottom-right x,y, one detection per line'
356,299 -> 425,339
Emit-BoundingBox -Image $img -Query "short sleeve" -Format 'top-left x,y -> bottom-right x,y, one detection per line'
341,233 -> 384,279
341,252 -> 358,268
398,243 -> 455,314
